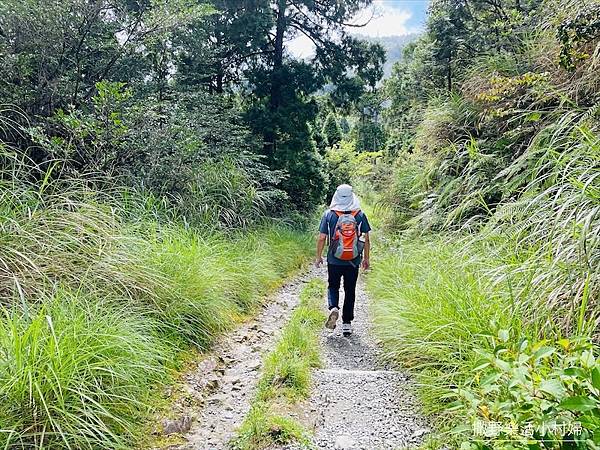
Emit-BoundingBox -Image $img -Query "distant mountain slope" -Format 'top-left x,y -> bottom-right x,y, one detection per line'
354,34 -> 420,78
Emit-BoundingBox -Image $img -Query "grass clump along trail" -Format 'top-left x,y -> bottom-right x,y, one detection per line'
232,279 -> 326,450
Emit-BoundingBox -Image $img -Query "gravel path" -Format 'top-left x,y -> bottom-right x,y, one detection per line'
304,275 -> 429,450
155,265 -> 428,450
157,267 -> 321,450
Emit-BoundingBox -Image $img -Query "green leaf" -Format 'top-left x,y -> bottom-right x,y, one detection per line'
494,345 -> 509,356
495,358 -> 511,372
581,351 -> 596,369
439,391 -> 458,400
519,339 -> 529,352
510,366 -> 529,386
459,443 -> 476,450
557,338 -> 571,351
518,353 -> 531,364
445,400 -> 464,411
473,359 -> 491,371
474,348 -> 494,360
539,378 -> 566,399
564,367 -> 587,378
452,424 -> 472,434
592,367 -> 600,390
559,396 -> 598,412
533,346 -> 555,361
526,112 -> 542,122
498,329 -> 510,342
480,371 -> 502,387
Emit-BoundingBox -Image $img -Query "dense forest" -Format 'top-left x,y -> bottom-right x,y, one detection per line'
0,0 -> 599,448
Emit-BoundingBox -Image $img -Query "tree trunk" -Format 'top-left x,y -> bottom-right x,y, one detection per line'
215,32 -> 224,93
216,65 -> 224,93
447,53 -> 452,92
264,0 -> 287,159
270,0 -> 286,110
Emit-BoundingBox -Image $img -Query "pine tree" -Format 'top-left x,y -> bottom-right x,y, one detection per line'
323,113 -> 343,147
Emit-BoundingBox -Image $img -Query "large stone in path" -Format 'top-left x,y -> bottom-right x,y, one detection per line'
334,434 -> 357,449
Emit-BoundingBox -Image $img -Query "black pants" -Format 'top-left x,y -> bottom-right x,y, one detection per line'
327,263 -> 359,323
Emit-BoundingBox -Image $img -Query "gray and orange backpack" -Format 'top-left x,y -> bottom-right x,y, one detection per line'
329,210 -> 364,261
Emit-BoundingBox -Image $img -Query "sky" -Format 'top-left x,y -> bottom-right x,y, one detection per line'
288,0 -> 430,58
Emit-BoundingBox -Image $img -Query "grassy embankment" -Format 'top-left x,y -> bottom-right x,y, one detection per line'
367,237 -> 600,448
366,235 -> 528,401
0,171 -> 314,449
361,16 -> 600,445
232,279 -> 326,450
364,190 -> 600,450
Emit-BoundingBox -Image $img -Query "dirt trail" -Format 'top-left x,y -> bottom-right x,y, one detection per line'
299,276 -> 429,450
160,265 -> 427,450
163,267 -> 320,450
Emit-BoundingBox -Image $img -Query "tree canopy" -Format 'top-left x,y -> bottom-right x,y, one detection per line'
0,0 -> 386,211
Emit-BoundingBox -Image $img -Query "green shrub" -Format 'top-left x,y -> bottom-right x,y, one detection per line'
367,237 -> 600,448
325,140 -> 382,201
22,83 -> 286,229
375,153 -> 431,230
451,331 -> 600,449
480,123 -> 600,336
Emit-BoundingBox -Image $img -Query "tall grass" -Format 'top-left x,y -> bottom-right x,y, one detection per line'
483,121 -> 600,336
133,226 -> 312,346
0,292 -> 167,449
378,92 -> 600,338
363,236 -> 600,450
0,155 -> 314,448
366,238 -> 537,412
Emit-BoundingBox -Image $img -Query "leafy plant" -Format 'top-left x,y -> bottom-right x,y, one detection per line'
451,330 -> 600,449
557,4 -> 600,70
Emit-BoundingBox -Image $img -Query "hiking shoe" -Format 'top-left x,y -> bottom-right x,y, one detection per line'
325,307 -> 339,329
342,323 -> 352,337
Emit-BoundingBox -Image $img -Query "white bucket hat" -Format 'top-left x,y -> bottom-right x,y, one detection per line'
329,184 -> 360,211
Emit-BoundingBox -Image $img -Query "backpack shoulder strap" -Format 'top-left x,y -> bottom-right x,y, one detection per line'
326,210 -> 336,242
353,210 -> 363,233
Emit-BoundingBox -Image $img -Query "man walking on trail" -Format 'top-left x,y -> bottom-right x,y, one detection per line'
315,184 -> 371,337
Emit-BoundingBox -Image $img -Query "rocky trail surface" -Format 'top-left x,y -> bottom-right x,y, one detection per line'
299,276 -> 429,449
158,265 -> 428,450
